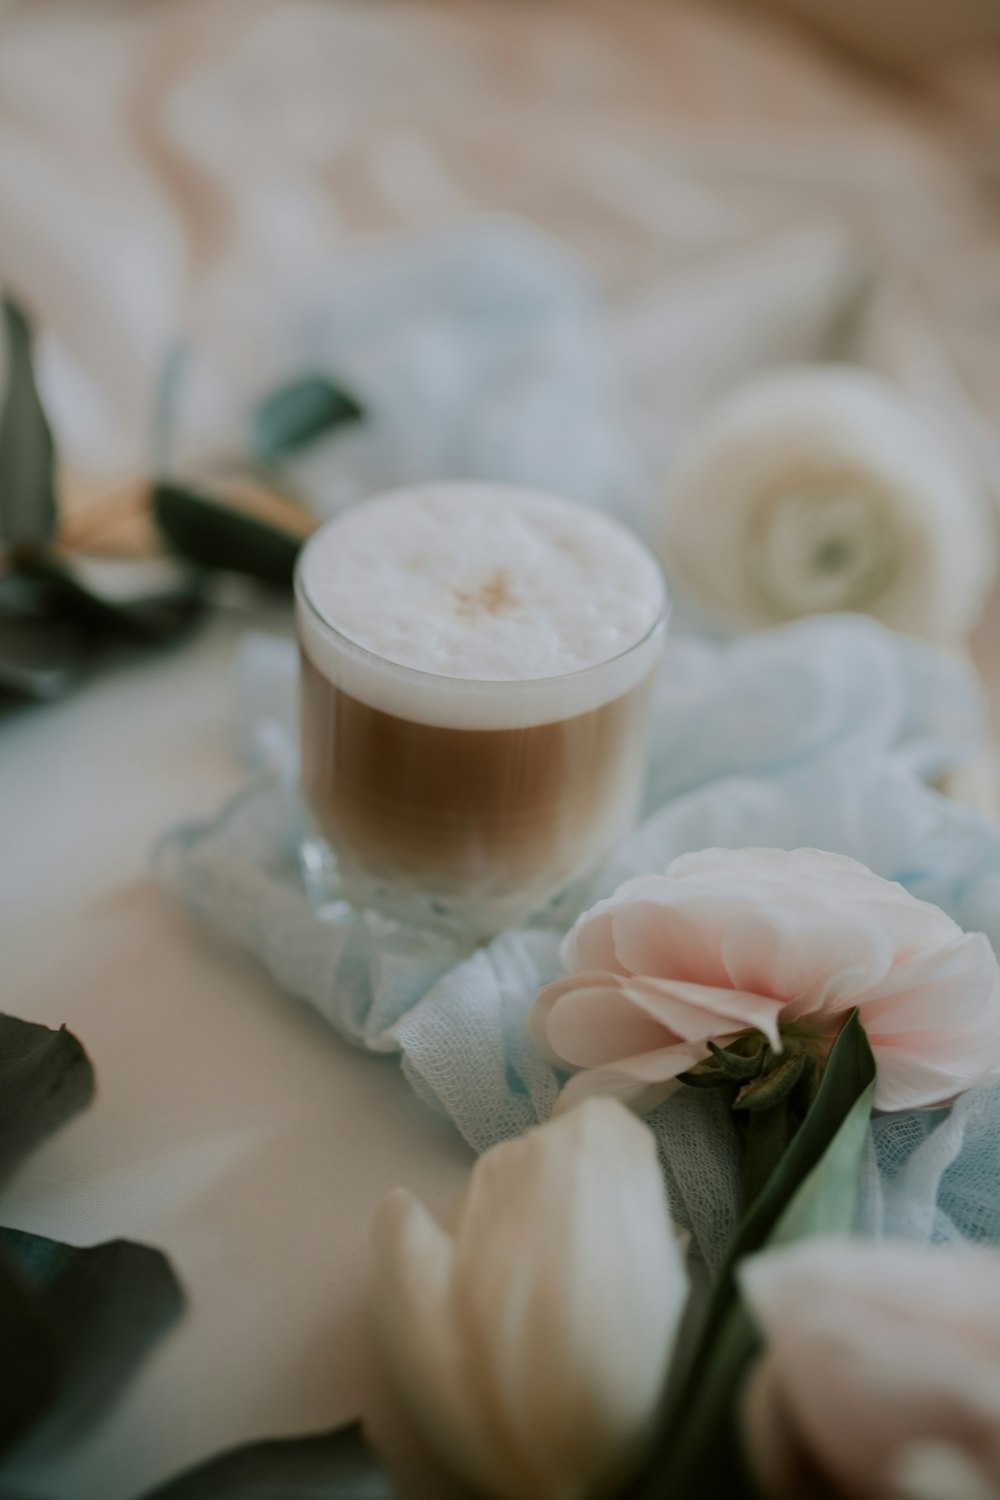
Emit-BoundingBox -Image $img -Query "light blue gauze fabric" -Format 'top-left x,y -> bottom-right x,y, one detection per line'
155,615 -> 1000,1273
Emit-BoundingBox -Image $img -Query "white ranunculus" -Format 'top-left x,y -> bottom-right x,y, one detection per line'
655,366 -> 996,645
370,1098 -> 687,1500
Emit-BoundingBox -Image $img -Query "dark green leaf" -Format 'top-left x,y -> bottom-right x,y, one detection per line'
0,1251 -> 61,1454
0,297 -> 57,556
626,1011 -> 875,1500
138,1421 -> 393,1500
252,376 -> 364,461
738,1097 -> 791,1214
699,1010 -> 874,1353
153,483 -> 302,588
0,1016 -> 93,1187
0,608 -> 92,701
635,1311 -> 763,1500
739,1013 -> 873,1219
0,1016 -> 182,1461
27,554 -> 204,641
0,1227 -> 184,1458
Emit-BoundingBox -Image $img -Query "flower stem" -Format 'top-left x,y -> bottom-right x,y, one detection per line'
740,1098 -> 791,1213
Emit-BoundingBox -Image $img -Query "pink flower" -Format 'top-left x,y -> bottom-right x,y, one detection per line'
739,1236 -> 1000,1500
529,848 -> 1000,1114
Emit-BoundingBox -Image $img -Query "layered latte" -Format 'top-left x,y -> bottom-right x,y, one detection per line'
296,484 -> 666,937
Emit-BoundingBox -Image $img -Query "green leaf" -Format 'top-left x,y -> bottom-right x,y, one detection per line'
0,1014 -> 93,1451
137,1421 -> 393,1499
626,1010 -> 875,1499
0,1015 -> 183,1460
153,483 -> 302,588
0,297 -> 57,557
0,1015 -> 93,1187
28,553 -> 204,640
701,1010 -> 874,1352
0,607 -> 93,702
0,1250 -> 61,1454
0,1227 -> 184,1458
0,559 -> 201,705
252,376 -> 364,461
738,1096 -> 792,1214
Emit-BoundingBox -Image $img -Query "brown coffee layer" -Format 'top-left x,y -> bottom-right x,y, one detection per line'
300,648 -> 652,899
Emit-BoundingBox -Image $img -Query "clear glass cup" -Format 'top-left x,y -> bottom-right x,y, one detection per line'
295,491 -> 668,942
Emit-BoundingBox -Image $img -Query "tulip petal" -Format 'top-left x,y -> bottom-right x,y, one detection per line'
371,1189 -> 513,1500
452,1099 -> 688,1499
742,1355 -> 821,1500
739,1237 -> 1000,1500
893,1441 -> 1000,1500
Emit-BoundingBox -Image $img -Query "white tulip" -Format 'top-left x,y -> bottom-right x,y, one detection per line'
370,1098 -> 687,1500
739,1236 -> 1000,1500
655,366 -> 996,646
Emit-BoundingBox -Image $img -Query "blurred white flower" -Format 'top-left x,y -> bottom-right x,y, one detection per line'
370,1098 -> 687,1500
655,366 -> 996,646
739,1236 -> 1000,1500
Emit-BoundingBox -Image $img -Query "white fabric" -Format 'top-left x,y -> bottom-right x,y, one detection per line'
0,1 -> 999,507
167,224 -> 640,523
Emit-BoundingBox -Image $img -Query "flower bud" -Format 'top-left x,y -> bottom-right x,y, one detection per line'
371,1098 -> 687,1500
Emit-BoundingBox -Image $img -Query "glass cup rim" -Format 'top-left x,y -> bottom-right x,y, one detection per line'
294,541 -> 670,699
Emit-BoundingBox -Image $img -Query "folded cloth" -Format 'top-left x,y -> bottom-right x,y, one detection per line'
156,615 -> 1000,1272
160,221 -> 642,524
654,365 -> 997,644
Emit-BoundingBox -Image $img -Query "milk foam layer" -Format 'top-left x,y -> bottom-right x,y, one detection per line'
297,484 -> 667,729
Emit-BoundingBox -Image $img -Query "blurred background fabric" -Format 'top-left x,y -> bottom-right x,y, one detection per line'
1,0 -> 998,474
3,0 -> 1000,682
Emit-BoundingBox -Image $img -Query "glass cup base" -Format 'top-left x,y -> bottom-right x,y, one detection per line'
298,832 -> 595,950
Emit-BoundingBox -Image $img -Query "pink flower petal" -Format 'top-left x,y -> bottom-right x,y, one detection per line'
536,970 -> 785,1073
722,910 -> 894,1009
857,934 -> 1000,1033
528,973 -> 618,1065
872,1049 -> 999,1112
625,977 -> 785,1051
560,905 -> 626,977
544,985 -> 673,1069
531,849 -> 1000,1119
610,899 -> 745,988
